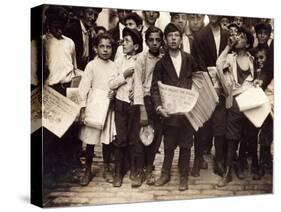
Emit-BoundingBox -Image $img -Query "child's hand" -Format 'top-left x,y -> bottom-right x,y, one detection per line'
79,107 -> 86,125
157,106 -> 170,118
253,79 -> 263,87
108,90 -> 115,100
228,35 -> 238,48
129,89 -> 134,102
123,68 -> 134,78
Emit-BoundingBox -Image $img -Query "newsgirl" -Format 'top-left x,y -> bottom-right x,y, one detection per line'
78,33 -> 116,186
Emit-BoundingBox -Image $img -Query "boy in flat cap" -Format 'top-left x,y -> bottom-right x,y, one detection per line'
151,23 -> 198,191
109,27 -> 144,188
255,22 -> 272,49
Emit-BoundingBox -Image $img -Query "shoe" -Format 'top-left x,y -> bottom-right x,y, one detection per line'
103,164 -> 114,183
214,161 -> 224,177
80,167 -> 93,186
145,170 -> 155,185
200,158 -> 208,169
113,164 -> 123,187
178,176 -> 188,191
234,163 -> 246,180
131,170 -> 145,188
217,166 -> 232,187
191,159 -> 200,177
155,174 -> 170,186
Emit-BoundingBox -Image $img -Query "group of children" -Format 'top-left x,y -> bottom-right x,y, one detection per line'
36,6 -> 274,191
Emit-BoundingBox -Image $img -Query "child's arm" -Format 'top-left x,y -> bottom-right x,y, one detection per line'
78,63 -> 93,107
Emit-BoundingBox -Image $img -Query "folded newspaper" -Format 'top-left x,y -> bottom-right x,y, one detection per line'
158,82 -> 199,115
235,86 -> 270,127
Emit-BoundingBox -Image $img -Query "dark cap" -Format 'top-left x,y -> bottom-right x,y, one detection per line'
125,12 -> 143,26
45,6 -> 68,26
164,22 -> 182,37
255,23 -> 272,34
228,23 -> 239,29
122,27 -> 143,53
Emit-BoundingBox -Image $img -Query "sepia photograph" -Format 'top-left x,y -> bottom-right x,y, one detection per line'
30,1 -> 274,208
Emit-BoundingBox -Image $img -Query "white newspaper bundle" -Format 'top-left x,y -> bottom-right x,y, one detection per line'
83,88 -> 111,130
185,72 -> 219,131
42,86 -> 81,138
236,86 -> 271,127
158,82 -> 199,115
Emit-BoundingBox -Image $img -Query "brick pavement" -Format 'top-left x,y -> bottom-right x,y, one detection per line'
43,144 -> 273,207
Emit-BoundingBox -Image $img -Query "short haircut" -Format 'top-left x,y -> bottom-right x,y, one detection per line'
164,23 -> 182,38
145,26 -> 163,42
122,27 -> 143,53
45,6 -> 68,27
124,12 -> 143,26
255,23 -> 272,35
95,26 -> 106,33
237,26 -> 254,49
94,32 -> 114,47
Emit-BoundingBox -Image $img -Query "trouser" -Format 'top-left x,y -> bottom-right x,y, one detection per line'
161,123 -> 194,176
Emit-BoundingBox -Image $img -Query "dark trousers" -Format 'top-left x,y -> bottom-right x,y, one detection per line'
161,123 -> 194,176
143,95 -> 163,169
113,99 -> 143,172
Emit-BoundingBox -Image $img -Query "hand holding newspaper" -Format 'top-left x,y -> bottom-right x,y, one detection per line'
158,82 -> 199,115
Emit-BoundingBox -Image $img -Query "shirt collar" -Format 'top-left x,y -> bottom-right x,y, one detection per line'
147,51 -> 162,59
45,32 -> 65,40
124,54 -> 138,60
80,20 -> 88,34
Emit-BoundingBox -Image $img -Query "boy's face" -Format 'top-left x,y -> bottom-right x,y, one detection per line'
171,13 -> 188,33
82,8 -> 99,29
229,26 -> 238,36
125,19 -> 142,31
188,14 -> 204,33
208,15 -> 220,26
255,50 -> 267,69
95,38 -> 112,60
234,17 -> 244,27
49,22 -> 64,39
220,17 -> 230,31
234,32 -> 248,49
143,11 -> 159,26
122,35 -> 138,55
118,10 -> 131,25
146,32 -> 162,54
165,31 -> 182,51
257,29 -> 270,45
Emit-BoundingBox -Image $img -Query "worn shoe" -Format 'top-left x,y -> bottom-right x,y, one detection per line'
131,171 -> 145,188
191,159 -> 200,177
178,176 -> 188,191
103,165 -> 114,183
214,161 -> 224,177
217,167 -> 232,187
145,171 -> 155,185
155,174 -> 170,186
80,168 -> 93,186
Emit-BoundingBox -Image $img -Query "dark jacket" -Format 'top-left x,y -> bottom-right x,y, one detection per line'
192,24 -> 229,72
150,51 -> 198,127
64,19 -> 95,70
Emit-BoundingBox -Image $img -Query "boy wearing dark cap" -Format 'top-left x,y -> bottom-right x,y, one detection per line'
150,23 -> 198,191
109,27 -> 144,188
216,26 -> 256,187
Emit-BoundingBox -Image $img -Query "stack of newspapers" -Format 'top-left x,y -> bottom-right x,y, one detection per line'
185,72 -> 219,131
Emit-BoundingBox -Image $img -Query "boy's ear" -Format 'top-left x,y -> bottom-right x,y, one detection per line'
133,43 -> 139,52
137,25 -> 143,32
93,47 -> 98,54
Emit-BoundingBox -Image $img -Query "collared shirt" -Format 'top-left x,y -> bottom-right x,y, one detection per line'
134,51 -> 163,104
212,28 -> 221,57
80,20 -> 90,60
109,54 -> 138,103
170,52 -> 182,77
119,22 -> 125,41
182,33 -> 191,54
43,33 -> 77,85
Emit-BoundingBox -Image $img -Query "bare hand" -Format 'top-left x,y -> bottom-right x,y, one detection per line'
157,106 -> 170,118
123,68 -> 134,78
253,79 -> 263,87
108,90 -> 115,100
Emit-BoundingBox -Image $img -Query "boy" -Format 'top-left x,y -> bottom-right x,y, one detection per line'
114,13 -> 143,60
255,22 -> 272,49
170,12 -> 193,54
109,28 -> 143,187
150,23 -> 197,191
134,26 -> 164,186
187,14 -> 205,36
216,26 -> 255,187
78,33 -> 116,186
